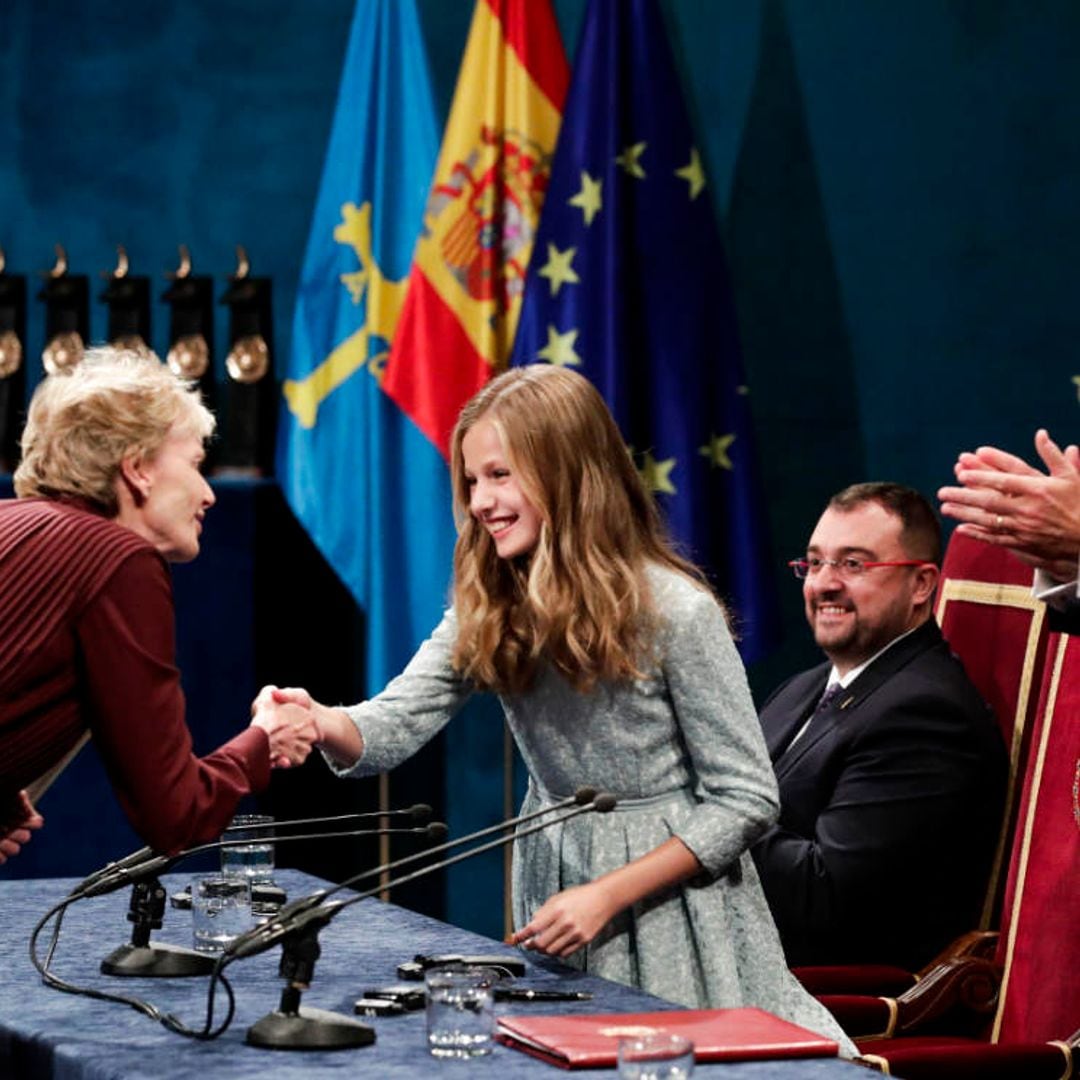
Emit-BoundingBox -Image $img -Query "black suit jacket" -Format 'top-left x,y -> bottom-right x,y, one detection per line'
751,619 -> 1007,969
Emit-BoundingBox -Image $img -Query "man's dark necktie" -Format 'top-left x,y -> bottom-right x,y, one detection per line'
775,682 -> 844,759
814,682 -> 844,715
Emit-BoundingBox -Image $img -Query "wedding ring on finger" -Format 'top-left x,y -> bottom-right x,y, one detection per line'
995,514 -> 1004,531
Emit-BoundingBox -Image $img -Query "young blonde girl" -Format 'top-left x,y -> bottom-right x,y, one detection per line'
268,365 -> 851,1047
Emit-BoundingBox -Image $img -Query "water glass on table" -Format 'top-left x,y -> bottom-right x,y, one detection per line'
191,874 -> 252,954
221,813 -> 275,882
424,966 -> 496,1059
618,1033 -> 695,1079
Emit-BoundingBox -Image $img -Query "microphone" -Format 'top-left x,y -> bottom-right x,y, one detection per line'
75,845 -> 155,893
76,804 -> 436,895
90,823 -> 447,980
76,822 -> 448,901
234,792 -> 617,1051
221,785 -> 603,941
223,803 -> 433,833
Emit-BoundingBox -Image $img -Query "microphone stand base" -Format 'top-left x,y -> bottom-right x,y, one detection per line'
100,941 -> 217,978
245,1006 -> 376,1050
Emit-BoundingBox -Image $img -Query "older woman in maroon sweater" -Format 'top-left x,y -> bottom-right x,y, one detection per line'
0,348 -> 316,861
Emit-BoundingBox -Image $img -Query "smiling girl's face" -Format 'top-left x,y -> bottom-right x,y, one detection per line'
460,418 -> 542,560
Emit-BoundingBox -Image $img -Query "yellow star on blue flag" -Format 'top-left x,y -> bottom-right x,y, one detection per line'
512,0 -> 780,661
639,451 -> 677,494
699,432 -> 736,470
538,242 -> 581,295
568,171 -> 603,225
675,148 -> 706,199
537,324 -> 581,367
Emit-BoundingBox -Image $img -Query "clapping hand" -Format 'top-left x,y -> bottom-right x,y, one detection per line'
939,429 -> 1080,579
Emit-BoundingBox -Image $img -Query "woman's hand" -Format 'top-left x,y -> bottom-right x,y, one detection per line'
0,791 -> 44,865
250,685 -> 363,767
510,879 -> 620,957
249,695 -> 320,769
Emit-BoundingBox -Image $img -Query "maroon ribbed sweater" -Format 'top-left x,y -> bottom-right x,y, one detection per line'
0,498 -> 269,854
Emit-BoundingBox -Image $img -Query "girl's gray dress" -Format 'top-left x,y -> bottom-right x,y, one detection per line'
330,565 -> 853,1051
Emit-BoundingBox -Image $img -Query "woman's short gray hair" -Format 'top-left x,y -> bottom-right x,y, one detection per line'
13,346 -> 215,515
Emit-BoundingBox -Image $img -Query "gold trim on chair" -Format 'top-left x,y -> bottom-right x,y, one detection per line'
936,579 -> 1046,928
854,1052 -> 891,1074
1046,1040 -> 1074,1080
991,634 -> 1068,1044
860,996 -> 900,1040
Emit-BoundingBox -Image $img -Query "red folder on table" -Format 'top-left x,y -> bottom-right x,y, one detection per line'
496,1007 -> 839,1069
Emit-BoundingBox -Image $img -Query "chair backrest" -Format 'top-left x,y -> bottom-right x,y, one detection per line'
991,628 -> 1080,1044
934,531 -> 1051,929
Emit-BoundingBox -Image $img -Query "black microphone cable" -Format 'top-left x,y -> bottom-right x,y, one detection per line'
32,790 -> 611,1041
198,792 -> 618,1042
29,893 -> 237,1039
31,822 -> 447,1039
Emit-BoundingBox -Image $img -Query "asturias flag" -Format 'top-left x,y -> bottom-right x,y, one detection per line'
509,0 -> 780,661
278,0 -> 455,695
383,0 -> 569,458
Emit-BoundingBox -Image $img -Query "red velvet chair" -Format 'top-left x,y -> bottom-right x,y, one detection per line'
839,628 -> 1080,1077
793,532 -> 1050,999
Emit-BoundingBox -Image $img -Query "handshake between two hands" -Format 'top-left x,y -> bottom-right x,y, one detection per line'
249,684 -> 324,770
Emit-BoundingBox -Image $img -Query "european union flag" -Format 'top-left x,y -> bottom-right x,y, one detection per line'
279,0 -> 456,694
510,0 -> 780,660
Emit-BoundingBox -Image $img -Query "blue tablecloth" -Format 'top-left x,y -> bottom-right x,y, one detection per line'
0,871 -> 865,1079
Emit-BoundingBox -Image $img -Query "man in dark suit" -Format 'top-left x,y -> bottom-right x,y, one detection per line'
752,483 -> 1007,969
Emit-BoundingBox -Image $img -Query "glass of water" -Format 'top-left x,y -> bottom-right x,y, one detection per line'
424,966 -> 496,1058
191,874 -> 252,954
221,813 -> 275,882
618,1033 -> 695,1079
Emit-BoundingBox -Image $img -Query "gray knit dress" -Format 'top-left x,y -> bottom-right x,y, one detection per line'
329,565 -> 853,1053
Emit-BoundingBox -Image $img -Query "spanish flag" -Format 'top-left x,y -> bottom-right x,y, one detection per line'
383,0 -> 569,458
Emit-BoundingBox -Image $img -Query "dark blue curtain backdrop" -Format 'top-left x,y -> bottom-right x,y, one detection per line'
2,1 -> 1078,930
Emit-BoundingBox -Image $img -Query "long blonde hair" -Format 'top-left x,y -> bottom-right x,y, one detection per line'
450,365 -> 705,694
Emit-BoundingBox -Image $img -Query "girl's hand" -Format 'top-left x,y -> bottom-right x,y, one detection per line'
510,880 -> 619,957
250,701 -> 319,768
252,686 -> 363,766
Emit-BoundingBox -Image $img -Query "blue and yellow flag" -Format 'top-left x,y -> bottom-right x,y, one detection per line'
509,0 -> 780,661
279,0 -> 455,693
